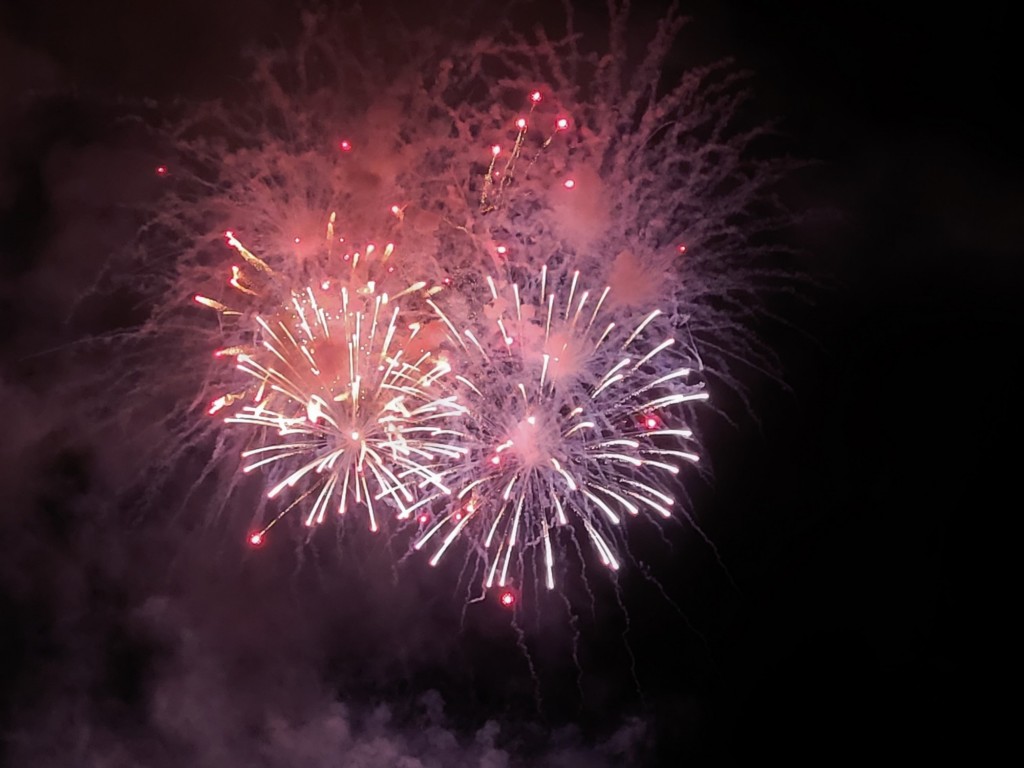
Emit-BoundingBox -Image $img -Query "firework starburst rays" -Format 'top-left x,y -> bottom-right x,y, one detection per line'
415,266 -> 708,593
100,0 -> 795,611
198,234 -> 467,542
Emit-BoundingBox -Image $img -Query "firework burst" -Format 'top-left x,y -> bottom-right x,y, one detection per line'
62,2 -> 795,616
195,230 -> 465,541
413,265 -> 708,594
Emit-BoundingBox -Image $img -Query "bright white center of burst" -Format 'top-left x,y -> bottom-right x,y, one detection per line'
508,415 -> 556,468
543,331 -> 588,384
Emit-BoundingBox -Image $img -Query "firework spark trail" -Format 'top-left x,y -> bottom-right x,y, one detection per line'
195,231 -> 466,540
413,265 -> 708,595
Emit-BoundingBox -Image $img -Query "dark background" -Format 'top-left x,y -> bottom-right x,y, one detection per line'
1,1 -> 1014,764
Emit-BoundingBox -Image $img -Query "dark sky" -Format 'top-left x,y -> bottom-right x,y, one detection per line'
1,1 -> 1014,765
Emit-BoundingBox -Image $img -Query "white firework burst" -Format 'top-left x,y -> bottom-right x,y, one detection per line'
413,265 -> 708,594
197,232 -> 465,542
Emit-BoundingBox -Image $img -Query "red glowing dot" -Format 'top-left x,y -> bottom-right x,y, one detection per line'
155,165 -> 168,176
491,144 -> 501,156
515,117 -> 527,129
563,179 -> 576,189
641,412 -> 662,430
418,513 -> 429,524
500,591 -> 515,607
248,532 -> 264,547
530,90 -> 542,103
496,245 -> 507,255
339,140 -> 352,151
442,276 -> 452,285
556,118 -> 569,130
387,265 -> 395,273
293,237 -> 301,244
454,512 -> 462,521
390,204 -> 401,215
677,244 -> 687,254
490,455 -> 501,466
342,253 -> 351,261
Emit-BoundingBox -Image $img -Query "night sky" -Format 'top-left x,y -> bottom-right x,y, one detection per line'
1,1 -> 1014,765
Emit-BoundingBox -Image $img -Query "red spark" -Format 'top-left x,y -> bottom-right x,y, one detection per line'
641,413 -> 661,430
